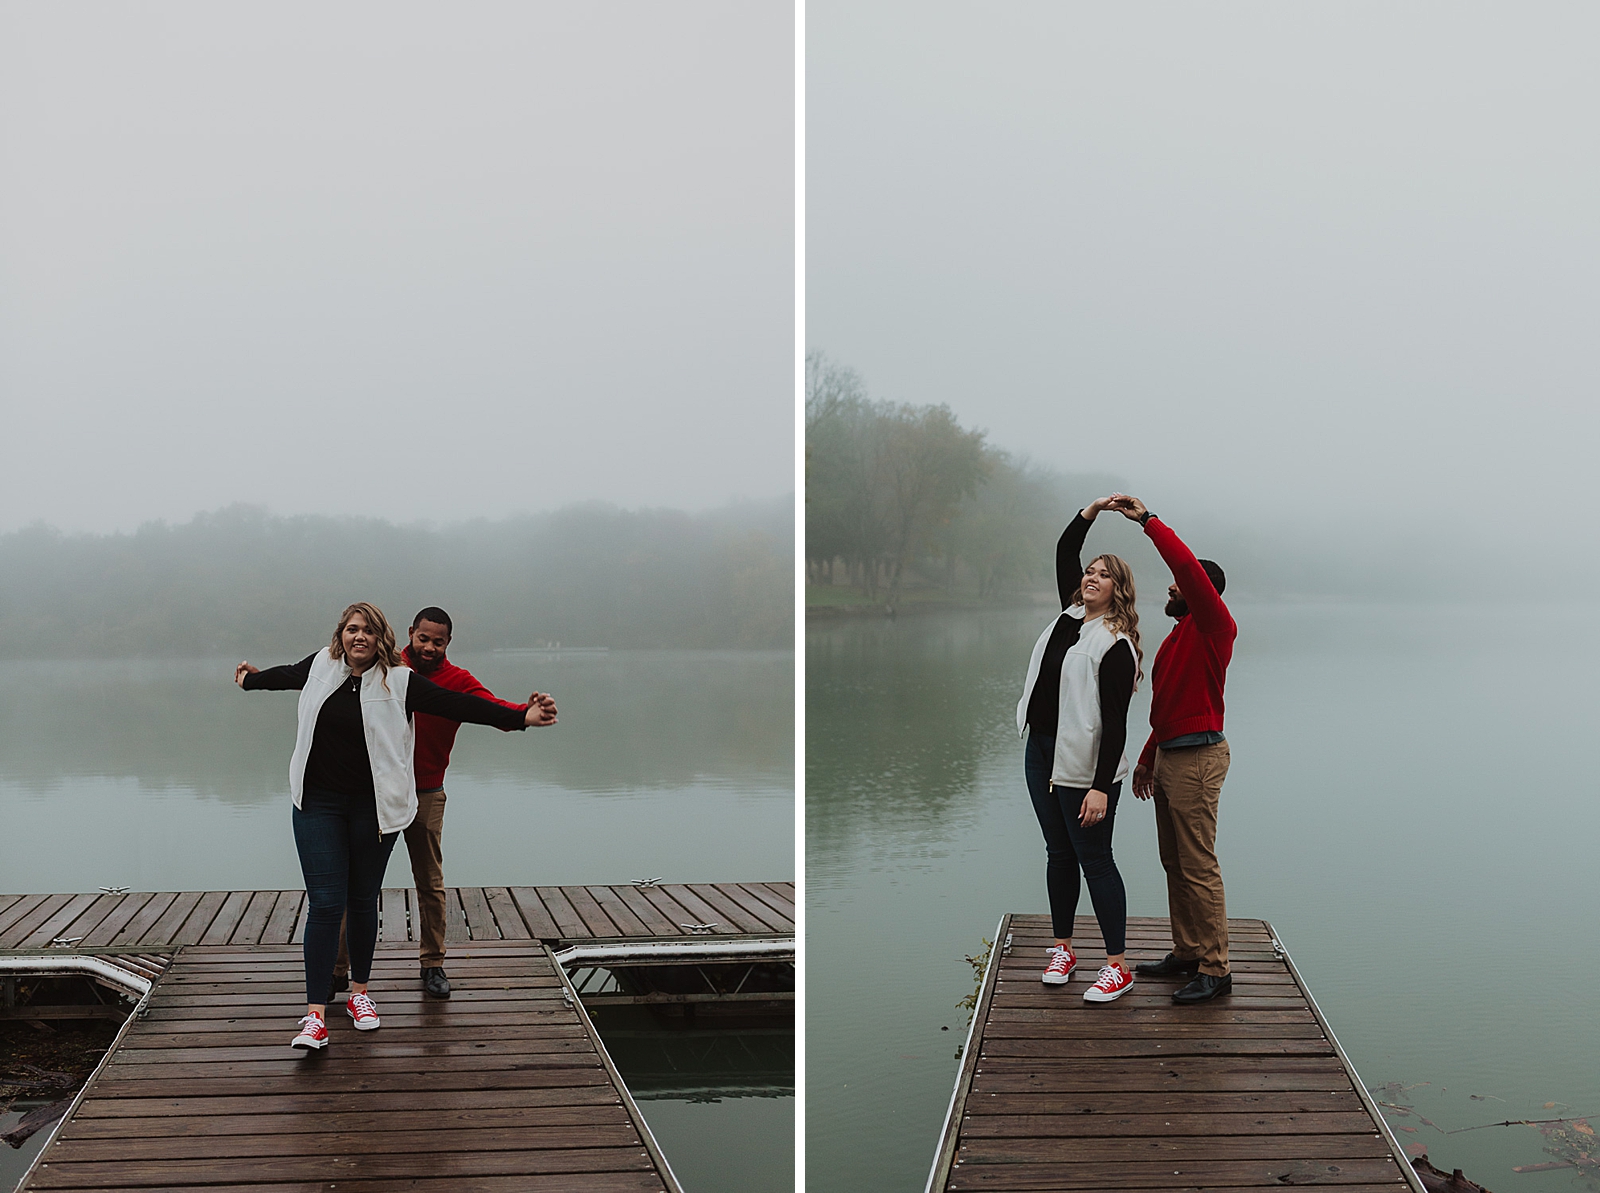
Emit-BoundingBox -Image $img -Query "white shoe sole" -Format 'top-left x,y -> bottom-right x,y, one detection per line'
291,1034 -> 327,1050
347,1009 -> 381,1031
1040,970 -> 1074,985
1083,981 -> 1132,1003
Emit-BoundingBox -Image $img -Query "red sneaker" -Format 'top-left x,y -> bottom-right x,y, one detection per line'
1083,964 -> 1134,1003
1041,945 -> 1077,986
291,1013 -> 328,1050
346,991 -> 381,1031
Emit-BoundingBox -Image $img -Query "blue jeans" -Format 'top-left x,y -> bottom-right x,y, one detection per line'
1025,731 -> 1127,954
292,787 -> 399,1005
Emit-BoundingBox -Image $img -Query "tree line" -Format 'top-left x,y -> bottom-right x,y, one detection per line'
806,351 -> 1118,602
0,498 -> 793,658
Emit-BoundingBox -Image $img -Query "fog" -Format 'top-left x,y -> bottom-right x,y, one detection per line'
808,3 -> 1600,582
1,3 -> 793,533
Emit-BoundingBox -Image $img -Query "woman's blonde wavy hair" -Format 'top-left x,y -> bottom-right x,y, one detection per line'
1072,555 -> 1144,686
330,602 -> 405,689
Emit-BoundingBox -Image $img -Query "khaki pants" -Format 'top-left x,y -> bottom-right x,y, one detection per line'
335,787 -> 449,975
1152,742 -> 1231,977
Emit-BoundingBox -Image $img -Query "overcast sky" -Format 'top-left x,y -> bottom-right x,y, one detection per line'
809,3 -> 1600,548
1,2 -> 793,534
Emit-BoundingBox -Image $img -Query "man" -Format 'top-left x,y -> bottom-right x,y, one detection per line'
1112,495 -> 1238,1005
333,606 -> 556,999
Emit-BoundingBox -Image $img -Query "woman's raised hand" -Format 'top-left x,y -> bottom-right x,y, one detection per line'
1081,496 -> 1120,521
235,661 -> 259,688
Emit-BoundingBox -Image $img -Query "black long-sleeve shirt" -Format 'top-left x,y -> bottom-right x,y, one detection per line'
244,655 -> 527,800
1023,513 -> 1136,791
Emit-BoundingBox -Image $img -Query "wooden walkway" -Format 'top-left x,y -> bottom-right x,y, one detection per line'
928,915 -> 1424,1192
17,941 -> 682,1192
0,882 -> 794,951
1,882 -> 793,1189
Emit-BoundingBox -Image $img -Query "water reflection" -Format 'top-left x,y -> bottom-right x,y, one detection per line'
0,650 -> 794,894
0,651 -> 793,803
595,1011 -> 794,1193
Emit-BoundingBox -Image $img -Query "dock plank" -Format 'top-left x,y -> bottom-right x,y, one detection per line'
634,886 -> 703,934
928,915 -> 1422,1193
442,887 -> 471,942
458,887 -> 499,940
171,890 -> 230,946
261,892 -> 303,945
228,891 -> 278,945
17,892 -> 100,949
507,888 -> 563,940
379,888 -> 408,942
740,882 -> 798,927
1,892 -> 75,948
200,890 -> 253,945
563,886 -> 622,938
657,885 -> 728,933
611,886 -> 682,937
532,887 -> 589,938
112,893 -> 176,947
687,884 -> 773,934
484,888 -> 533,940
146,891 -> 204,947
582,886 -> 650,937
81,893 -> 154,947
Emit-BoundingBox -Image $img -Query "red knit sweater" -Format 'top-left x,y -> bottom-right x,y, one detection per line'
1137,517 -> 1237,769
404,647 -> 527,790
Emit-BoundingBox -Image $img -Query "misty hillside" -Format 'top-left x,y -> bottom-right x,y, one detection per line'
0,498 -> 794,658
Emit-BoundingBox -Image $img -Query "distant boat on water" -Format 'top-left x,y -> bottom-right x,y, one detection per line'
493,644 -> 610,655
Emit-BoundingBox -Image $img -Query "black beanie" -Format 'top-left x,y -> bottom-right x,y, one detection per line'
1198,559 -> 1226,595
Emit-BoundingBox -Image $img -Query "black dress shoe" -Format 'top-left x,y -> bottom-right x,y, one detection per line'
1134,952 -> 1200,979
1172,972 -> 1232,1004
421,966 -> 451,999
327,973 -> 350,1003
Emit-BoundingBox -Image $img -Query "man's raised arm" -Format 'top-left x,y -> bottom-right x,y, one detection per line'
1114,496 -> 1232,635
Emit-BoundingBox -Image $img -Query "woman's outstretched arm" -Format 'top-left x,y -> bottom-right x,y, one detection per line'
238,654 -> 316,691
1057,497 -> 1118,609
406,673 -> 554,729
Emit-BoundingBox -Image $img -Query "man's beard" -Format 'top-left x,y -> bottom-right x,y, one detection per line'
1165,598 -> 1188,620
411,648 -> 444,673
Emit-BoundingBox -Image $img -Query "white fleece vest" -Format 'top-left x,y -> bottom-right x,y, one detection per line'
289,648 -> 418,835
1016,608 -> 1134,789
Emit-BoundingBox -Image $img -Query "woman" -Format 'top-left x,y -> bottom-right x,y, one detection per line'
236,602 -> 556,1050
1015,496 -> 1142,1003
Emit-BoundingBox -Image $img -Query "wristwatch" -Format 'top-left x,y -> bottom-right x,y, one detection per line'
1137,510 -> 1154,527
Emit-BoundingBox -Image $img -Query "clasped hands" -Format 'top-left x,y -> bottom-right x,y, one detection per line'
524,692 -> 558,727
1081,493 -> 1148,522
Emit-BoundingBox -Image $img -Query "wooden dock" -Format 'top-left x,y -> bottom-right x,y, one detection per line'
1,882 -> 793,1191
0,882 -> 795,951
927,914 -> 1424,1193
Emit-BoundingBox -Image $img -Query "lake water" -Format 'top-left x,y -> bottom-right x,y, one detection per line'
0,648 -> 795,1193
806,604 -> 1600,1191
